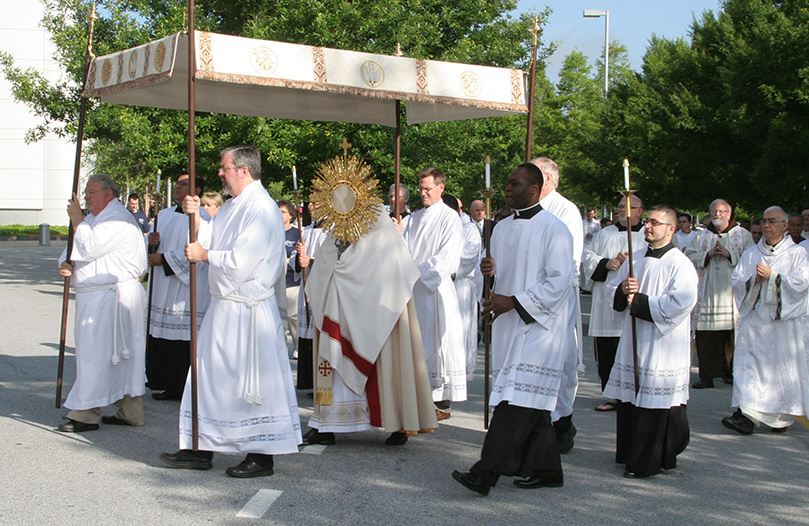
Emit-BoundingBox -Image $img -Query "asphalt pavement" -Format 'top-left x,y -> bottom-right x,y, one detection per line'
1,244 -> 808,525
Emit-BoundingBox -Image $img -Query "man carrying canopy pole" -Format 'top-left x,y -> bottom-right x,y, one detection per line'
56,3 -> 97,409
160,146 -> 301,478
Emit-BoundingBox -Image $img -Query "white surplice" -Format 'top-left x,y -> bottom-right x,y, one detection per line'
604,246 -> 698,409
179,181 -> 301,454
148,206 -> 211,339
403,201 -> 467,402
582,225 -> 647,337
540,190 -> 585,420
731,237 -> 809,426
488,211 -> 576,412
296,223 -> 327,339
454,219 -> 482,378
59,199 -> 148,410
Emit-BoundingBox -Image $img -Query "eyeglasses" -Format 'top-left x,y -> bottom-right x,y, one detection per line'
617,205 -> 641,210
175,181 -> 190,188
712,209 -> 730,215
646,219 -> 673,228
418,185 -> 439,193
219,165 -> 241,173
762,218 -> 786,225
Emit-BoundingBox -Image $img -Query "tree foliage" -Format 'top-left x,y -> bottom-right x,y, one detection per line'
2,0 -> 551,208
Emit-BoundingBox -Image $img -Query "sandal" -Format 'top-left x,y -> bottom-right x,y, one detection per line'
594,400 -> 618,412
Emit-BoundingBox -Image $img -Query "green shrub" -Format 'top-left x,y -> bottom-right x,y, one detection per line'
0,224 -> 69,236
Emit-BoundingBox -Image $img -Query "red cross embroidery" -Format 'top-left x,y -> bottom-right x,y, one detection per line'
318,360 -> 332,377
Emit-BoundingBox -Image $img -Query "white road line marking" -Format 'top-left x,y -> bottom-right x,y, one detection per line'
301,444 -> 327,455
236,489 -> 282,519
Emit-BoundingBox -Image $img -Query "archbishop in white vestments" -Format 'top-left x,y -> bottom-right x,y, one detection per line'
402,167 -> 466,412
146,176 -> 211,400
161,147 -> 300,478
453,163 -> 574,496
58,174 -> 148,432
721,207 -> 809,434
303,202 -> 438,446
605,205 -> 698,478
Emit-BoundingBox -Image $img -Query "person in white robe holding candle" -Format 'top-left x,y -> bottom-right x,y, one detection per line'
605,204 -> 698,478
721,206 -> 809,435
452,163 -> 575,496
160,146 -> 301,478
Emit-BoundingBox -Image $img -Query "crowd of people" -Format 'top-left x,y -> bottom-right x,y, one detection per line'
55,146 -> 809,492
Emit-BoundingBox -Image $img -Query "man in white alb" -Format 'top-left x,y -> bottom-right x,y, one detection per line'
160,146 -> 301,478
402,167 -> 466,420
57,174 -> 148,432
721,206 -> 809,434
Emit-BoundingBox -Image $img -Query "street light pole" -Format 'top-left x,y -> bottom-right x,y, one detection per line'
583,9 -> 610,94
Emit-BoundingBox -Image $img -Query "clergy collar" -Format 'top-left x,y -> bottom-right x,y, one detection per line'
513,202 -> 542,220
764,235 -> 789,253
174,204 -> 185,214
616,221 -> 643,232
645,242 -> 675,259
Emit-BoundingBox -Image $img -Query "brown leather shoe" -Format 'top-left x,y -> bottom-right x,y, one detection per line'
436,409 -> 451,421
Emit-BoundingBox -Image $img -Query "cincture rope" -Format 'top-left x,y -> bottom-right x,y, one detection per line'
211,288 -> 275,405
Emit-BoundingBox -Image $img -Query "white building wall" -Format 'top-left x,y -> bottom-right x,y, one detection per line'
0,0 -> 82,226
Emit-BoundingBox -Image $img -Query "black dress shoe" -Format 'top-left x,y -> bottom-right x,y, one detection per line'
557,423 -> 576,454
152,390 -> 182,401
160,450 -> 213,470
57,419 -> 99,433
101,415 -> 134,426
513,476 -> 564,488
771,426 -> 788,433
721,409 -> 754,435
692,379 -> 714,389
385,432 -> 408,446
226,459 -> 274,478
451,470 -> 490,496
301,428 -> 336,446
721,372 -> 734,385
623,470 -> 653,479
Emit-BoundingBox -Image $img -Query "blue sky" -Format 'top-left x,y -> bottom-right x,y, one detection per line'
514,1 -> 723,81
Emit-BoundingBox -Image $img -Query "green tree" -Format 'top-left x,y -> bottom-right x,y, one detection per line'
1,0 -> 553,207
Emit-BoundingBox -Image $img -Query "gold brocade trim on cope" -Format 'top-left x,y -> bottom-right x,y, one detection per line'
309,143 -> 383,244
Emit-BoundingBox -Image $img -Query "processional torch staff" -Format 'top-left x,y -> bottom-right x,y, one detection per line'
524,16 -> 541,163
291,166 -> 310,327
479,156 -> 496,430
57,4 -> 98,408
621,159 -> 640,396
144,169 -> 163,361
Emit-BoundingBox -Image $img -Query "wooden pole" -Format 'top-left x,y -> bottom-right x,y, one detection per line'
524,17 -> 541,163
479,158 -> 495,430
187,0 -> 200,450
56,4 -> 98,409
621,159 -> 640,396
144,169 -> 163,368
394,100 -> 402,220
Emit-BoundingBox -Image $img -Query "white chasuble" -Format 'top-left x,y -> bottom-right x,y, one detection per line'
179,181 -> 301,455
59,199 -> 148,410
488,212 -> 576,412
604,247 -> 698,409
148,206 -> 211,340
403,201 -> 467,401
731,237 -> 809,422
582,225 -> 647,337
686,225 -> 753,332
307,210 -> 437,435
